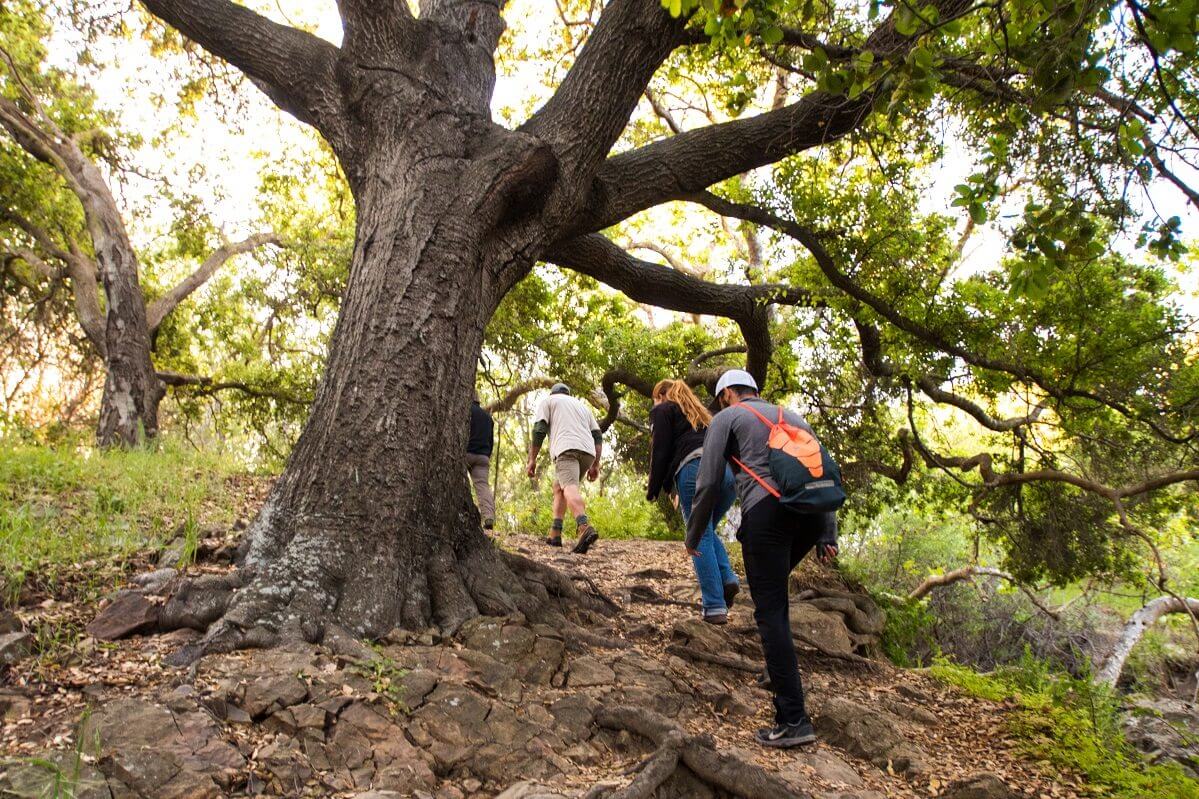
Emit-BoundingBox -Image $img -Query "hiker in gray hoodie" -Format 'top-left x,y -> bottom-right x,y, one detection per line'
687,369 -> 838,749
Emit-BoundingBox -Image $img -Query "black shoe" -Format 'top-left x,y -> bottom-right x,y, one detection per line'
755,718 -> 817,748
483,519 -> 495,531
546,535 -> 563,547
572,524 -> 599,554
756,670 -> 775,691
723,582 -> 739,608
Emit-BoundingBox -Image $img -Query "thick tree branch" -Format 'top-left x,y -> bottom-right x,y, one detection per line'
157,370 -> 310,405
523,0 -> 686,189
548,234 -> 815,319
907,565 -> 1061,620
693,192 -> 1195,444
575,0 -> 978,232
146,232 -> 279,332
139,0 -> 342,133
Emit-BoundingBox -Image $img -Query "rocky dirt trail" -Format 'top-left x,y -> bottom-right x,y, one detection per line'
0,527 -> 1091,798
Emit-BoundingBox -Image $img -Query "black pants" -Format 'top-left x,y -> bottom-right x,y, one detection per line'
738,496 -> 833,725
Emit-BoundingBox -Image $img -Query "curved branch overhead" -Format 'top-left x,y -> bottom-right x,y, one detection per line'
691,192 -> 1195,444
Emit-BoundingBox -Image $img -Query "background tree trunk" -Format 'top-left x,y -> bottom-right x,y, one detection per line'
94,242 -> 163,447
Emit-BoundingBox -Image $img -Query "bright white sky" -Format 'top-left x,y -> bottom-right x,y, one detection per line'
53,1 -> 1199,310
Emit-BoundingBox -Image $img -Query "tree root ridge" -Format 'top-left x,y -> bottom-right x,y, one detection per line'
595,705 -> 807,799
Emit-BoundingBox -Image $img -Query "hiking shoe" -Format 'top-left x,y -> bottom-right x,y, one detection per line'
572,523 -> 599,554
756,670 -> 776,691
483,518 -> 495,531
755,718 -> 817,748
723,582 -> 740,609
703,612 -> 729,626
545,535 -> 563,547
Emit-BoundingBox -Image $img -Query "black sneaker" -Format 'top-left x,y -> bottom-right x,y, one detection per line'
723,582 -> 739,608
483,519 -> 495,531
755,718 -> 817,748
572,523 -> 599,554
545,535 -> 563,547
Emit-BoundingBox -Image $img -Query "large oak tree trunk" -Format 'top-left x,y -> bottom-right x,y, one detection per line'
184,124 -> 559,655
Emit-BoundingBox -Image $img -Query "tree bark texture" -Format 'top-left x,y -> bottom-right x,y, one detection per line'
1097,595 -> 1199,687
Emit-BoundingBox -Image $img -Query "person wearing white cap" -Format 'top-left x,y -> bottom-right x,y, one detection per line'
526,383 -> 604,553
687,368 -> 839,749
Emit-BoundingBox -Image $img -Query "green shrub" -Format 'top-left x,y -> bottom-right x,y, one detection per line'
931,658 -> 1199,799
877,595 -> 940,667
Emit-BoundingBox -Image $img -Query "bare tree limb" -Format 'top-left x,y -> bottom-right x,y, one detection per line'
157,370 -> 310,405
1097,595 -> 1199,686
907,565 -> 1061,620
146,232 -> 280,332
548,234 -> 816,318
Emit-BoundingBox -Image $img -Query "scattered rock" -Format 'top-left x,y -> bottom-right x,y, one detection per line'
494,782 -> 572,799
79,698 -> 245,795
942,772 -> 1021,799
1123,698 -> 1199,778
787,749 -> 864,788
0,608 -> 22,633
880,696 -> 938,726
0,630 -> 32,665
567,655 -> 616,687
157,535 -> 189,567
86,591 -> 159,640
0,751 -> 111,799
813,697 -> 928,776
790,601 -> 854,655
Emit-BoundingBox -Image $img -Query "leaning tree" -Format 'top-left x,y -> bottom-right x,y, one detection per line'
0,2 -> 280,446
137,0 -> 1198,658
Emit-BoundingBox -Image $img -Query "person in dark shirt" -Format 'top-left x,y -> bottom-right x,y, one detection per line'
467,397 -> 495,530
646,379 -> 738,623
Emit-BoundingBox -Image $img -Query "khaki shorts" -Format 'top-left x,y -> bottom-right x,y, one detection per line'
553,450 -> 595,488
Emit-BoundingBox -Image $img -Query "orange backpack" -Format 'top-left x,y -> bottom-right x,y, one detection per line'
730,402 -> 845,513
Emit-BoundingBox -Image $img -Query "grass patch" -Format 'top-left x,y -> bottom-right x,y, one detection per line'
930,657 -> 1199,798
0,435 -> 243,601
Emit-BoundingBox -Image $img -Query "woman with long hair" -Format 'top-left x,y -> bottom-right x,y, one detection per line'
646,379 -> 739,624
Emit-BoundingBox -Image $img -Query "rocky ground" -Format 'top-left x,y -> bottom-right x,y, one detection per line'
0,525 -> 1104,798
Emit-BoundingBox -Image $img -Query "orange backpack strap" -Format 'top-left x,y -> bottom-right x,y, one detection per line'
735,400 -> 775,429
730,456 -> 781,498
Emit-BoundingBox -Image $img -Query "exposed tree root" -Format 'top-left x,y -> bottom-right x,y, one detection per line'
595,705 -> 807,799
665,643 -> 761,673
729,623 -> 882,669
147,536 -> 617,666
626,583 -> 696,608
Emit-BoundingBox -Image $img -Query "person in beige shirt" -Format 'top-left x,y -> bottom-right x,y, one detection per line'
526,384 -> 603,553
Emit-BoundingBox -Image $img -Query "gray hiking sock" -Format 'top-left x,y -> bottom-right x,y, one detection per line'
552,518 -> 564,532
575,514 -> 589,528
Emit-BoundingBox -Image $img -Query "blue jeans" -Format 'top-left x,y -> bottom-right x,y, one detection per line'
676,459 -> 738,615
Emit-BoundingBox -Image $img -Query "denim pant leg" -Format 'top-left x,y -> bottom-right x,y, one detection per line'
711,466 -> 738,587
676,459 -> 727,615
739,497 -> 807,724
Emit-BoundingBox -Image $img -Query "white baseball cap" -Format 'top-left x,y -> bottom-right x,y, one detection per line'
714,369 -> 758,396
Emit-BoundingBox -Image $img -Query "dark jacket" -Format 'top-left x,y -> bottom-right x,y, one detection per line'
646,401 -> 708,500
468,402 -> 494,456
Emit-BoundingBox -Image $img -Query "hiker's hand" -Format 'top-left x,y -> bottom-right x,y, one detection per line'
816,543 -> 838,564
686,546 -> 701,558
525,461 -> 536,479
587,464 -> 599,481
